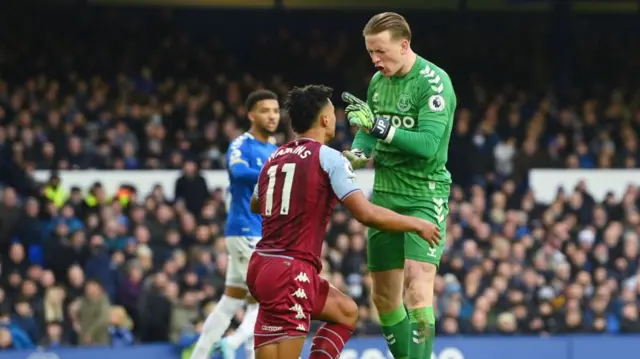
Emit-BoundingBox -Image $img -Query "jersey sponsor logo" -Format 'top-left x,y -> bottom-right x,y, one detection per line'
428,95 -> 446,112
380,114 -> 416,129
396,93 -> 411,112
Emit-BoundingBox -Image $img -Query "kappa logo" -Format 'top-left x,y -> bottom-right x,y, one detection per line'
294,272 -> 310,283
296,324 -> 306,332
289,304 -> 306,319
292,288 -> 308,299
397,93 -> 411,112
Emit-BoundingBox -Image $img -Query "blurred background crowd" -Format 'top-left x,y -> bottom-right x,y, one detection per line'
1,1 -> 640,351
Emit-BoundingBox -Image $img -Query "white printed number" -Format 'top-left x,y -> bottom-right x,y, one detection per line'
265,163 -> 296,216
381,115 -> 415,129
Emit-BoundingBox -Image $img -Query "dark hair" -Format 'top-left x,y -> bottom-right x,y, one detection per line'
363,12 -> 412,41
245,89 -> 278,112
284,85 -> 333,134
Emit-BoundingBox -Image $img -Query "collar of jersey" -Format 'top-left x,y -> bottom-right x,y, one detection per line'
296,137 -> 320,143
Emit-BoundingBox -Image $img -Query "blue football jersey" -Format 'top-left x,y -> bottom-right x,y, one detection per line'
225,132 -> 277,237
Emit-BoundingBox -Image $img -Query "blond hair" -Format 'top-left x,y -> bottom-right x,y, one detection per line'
363,12 -> 412,41
111,305 -> 134,330
44,286 -> 65,322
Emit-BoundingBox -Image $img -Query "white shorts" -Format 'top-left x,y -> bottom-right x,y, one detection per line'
225,236 -> 260,289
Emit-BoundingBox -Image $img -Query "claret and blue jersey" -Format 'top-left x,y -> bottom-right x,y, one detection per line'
225,132 -> 277,237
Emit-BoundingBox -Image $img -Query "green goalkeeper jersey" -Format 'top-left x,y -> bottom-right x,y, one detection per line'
352,55 -> 456,198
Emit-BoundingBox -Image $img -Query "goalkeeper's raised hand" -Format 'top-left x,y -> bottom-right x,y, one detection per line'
342,92 -> 393,142
343,149 -> 369,170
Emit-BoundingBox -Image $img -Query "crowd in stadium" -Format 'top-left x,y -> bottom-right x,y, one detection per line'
1,6 -> 640,351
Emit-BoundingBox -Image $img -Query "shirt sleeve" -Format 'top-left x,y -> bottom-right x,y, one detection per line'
319,145 -> 362,201
227,140 -> 261,183
385,71 -> 455,159
351,130 -> 377,157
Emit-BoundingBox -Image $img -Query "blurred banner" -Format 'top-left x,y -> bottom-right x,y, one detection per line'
282,0 -> 459,9
530,169 -> 640,204
89,0 -> 274,7
7,336 -> 640,359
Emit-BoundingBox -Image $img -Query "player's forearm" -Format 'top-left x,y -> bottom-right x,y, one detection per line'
230,165 -> 261,182
387,121 -> 446,159
351,130 -> 377,157
360,204 -> 421,233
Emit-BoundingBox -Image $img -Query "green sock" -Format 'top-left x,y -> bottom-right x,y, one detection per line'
378,305 -> 410,359
408,307 -> 435,359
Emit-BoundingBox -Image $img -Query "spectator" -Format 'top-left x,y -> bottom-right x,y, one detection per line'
76,280 -> 111,346
0,308 -> 33,349
39,321 -> 70,348
109,306 -> 135,346
174,160 -> 209,216
169,291 -> 200,343
0,188 -> 20,256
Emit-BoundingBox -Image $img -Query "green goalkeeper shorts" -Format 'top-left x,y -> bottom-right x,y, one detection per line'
367,191 -> 448,272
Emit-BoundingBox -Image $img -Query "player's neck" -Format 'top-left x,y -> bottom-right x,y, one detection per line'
249,127 -> 271,143
396,51 -> 418,77
298,129 -> 326,145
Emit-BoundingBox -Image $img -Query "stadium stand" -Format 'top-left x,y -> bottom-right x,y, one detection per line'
0,4 -> 639,354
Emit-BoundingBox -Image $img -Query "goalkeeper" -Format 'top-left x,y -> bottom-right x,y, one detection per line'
343,12 -> 456,359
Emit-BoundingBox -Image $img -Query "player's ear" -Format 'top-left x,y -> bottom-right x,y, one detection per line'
401,39 -> 409,54
319,114 -> 329,128
247,111 -> 255,123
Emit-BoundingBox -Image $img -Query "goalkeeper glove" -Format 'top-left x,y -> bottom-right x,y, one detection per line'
343,149 -> 369,170
342,92 -> 393,142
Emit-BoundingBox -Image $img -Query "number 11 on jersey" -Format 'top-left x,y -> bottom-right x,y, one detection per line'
265,163 -> 296,216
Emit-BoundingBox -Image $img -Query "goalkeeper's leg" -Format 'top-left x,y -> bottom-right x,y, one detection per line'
404,197 -> 448,359
367,192 -> 410,359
